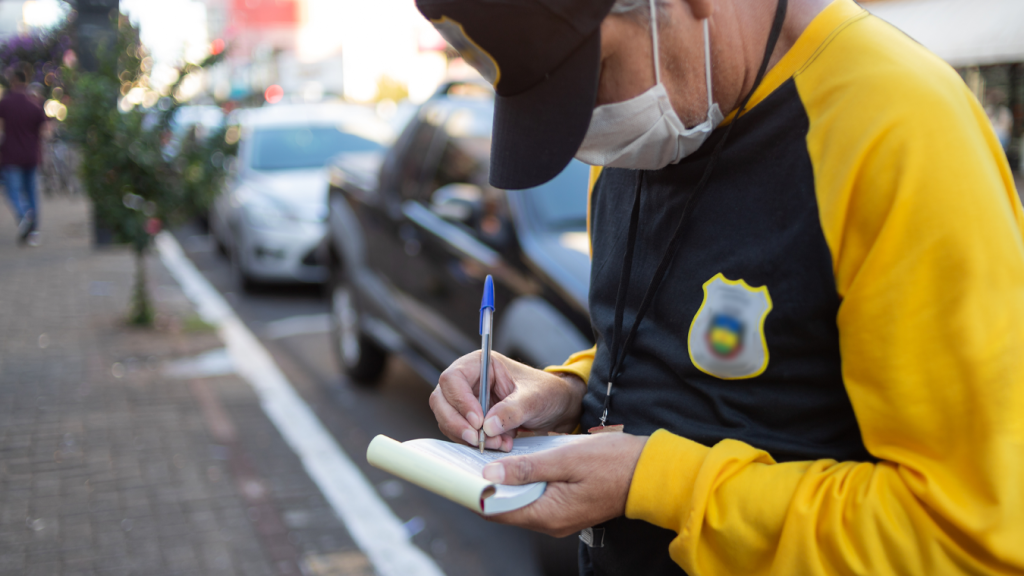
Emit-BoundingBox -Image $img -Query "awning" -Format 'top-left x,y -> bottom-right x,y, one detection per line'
864,0 -> 1024,67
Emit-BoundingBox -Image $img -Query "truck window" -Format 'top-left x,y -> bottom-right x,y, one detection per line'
397,109 -> 445,201
425,105 -> 492,195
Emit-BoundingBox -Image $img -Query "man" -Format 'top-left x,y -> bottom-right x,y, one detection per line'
418,0 -> 1024,574
0,68 -> 48,246
986,89 -> 1013,155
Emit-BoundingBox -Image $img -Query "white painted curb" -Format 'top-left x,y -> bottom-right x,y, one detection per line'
155,232 -> 445,576
263,313 -> 332,340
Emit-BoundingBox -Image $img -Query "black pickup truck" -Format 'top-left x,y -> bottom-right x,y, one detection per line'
323,82 -> 594,386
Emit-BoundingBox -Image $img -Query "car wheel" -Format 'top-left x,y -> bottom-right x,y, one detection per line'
211,219 -> 229,257
231,232 -> 258,292
210,217 -> 229,257
330,267 -> 386,385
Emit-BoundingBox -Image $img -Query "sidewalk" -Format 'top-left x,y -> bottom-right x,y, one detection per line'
0,195 -> 370,576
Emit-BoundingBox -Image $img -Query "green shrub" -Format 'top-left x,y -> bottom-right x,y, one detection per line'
64,14 -> 236,325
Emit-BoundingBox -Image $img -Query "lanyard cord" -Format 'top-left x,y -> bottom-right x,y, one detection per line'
600,0 -> 789,427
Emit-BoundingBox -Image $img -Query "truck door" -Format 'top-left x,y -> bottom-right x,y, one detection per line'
403,103 -> 518,356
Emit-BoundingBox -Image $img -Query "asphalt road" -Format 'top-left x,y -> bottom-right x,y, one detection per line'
173,223 -> 579,576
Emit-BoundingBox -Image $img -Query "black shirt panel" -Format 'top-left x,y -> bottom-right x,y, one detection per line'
579,79 -> 872,576
579,520 -> 684,576
583,79 -> 869,462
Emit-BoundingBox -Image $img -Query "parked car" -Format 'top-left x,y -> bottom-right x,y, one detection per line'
324,80 -> 592,576
210,103 -> 391,289
141,104 -> 225,156
168,105 -> 225,150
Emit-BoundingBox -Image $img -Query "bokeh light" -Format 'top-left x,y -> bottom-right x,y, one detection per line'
264,84 -> 284,104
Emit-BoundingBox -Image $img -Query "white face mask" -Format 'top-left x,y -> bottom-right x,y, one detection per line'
575,4 -> 723,169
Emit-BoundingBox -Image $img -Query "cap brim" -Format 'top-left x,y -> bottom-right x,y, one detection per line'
489,31 -> 600,190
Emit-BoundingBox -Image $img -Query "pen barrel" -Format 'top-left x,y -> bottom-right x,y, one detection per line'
479,308 -> 493,415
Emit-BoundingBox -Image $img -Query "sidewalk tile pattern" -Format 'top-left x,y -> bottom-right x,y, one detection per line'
0,196 -> 364,576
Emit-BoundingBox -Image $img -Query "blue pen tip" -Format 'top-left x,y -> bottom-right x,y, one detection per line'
481,275 -> 495,311
479,275 -> 494,335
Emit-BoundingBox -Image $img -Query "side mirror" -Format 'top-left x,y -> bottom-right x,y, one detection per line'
430,183 -> 482,224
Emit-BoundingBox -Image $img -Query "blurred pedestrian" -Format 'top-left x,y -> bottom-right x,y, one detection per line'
0,67 -> 47,246
986,88 -> 1013,154
419,0 -> 1024,574
26,82 -> 45,106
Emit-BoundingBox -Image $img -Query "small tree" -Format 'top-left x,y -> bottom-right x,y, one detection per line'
0,15 -> 74,95
65,14 -> 237,325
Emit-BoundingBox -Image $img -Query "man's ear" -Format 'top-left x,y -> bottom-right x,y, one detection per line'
684,0 -> 713,20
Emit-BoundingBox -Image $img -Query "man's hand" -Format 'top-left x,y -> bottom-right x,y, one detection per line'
430,351 -> 587,452
482,433 -> 649,537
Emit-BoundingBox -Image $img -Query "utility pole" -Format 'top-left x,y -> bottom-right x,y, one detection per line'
73,0 -> 119,72
69,0 -> 120,244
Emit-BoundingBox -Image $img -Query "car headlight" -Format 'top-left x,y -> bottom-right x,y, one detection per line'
244,201 -> 289,230
236,188 -> 289,230
235,186 -> 325,230
291,204 -> 328,225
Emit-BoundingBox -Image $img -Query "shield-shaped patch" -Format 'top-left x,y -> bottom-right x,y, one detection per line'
687,273 -> 773,380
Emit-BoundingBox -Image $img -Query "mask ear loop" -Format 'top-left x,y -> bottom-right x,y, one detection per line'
649,0 -> 661,85
703,19 -> 713,112
650,1 -> 713,113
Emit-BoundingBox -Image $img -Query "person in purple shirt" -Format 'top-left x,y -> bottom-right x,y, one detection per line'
0,68 -> 48,246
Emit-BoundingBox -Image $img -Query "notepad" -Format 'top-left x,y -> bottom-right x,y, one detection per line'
367,434 -> 583,515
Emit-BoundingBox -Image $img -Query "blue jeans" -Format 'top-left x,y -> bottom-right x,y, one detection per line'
3,165 -> 38,226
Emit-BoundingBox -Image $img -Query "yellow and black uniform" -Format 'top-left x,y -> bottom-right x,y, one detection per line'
548,1 -> 1024,574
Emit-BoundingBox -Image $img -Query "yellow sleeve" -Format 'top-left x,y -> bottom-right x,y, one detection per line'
542,167 -> 602,383
544,346 -> 595,384
585,166 -> 602,258
625,14 -> 1024,576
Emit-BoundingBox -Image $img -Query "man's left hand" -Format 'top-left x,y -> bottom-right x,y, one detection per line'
482,433 -> 649,537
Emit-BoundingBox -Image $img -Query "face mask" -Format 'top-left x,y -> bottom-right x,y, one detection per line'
575,4 -> 723,169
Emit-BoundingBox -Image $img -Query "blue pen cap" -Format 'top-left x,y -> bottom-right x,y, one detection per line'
479,275 -> 494,334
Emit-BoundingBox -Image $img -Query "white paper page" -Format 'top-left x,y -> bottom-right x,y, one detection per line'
406,435 -> 583,500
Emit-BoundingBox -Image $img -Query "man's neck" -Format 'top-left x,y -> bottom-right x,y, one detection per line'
717,0 -> 831,115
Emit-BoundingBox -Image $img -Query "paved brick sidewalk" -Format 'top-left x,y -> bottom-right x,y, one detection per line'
0,196 -> 369,576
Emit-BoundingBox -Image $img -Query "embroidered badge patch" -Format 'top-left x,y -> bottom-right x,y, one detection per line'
688,273 -> 772,380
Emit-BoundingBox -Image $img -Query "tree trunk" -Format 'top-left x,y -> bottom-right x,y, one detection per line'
128,246 -> 152,326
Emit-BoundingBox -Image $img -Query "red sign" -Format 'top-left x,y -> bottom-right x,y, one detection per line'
231,0 -> 298,28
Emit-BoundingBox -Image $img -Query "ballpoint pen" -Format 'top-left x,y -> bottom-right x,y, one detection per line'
478,275 -> 495,453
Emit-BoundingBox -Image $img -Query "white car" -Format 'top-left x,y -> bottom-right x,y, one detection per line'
211,103 -> 391,289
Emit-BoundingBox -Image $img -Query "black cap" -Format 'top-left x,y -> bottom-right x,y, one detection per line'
417,0 -> 616,189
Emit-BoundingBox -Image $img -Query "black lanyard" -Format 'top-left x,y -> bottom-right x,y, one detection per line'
600,0 -> 789,427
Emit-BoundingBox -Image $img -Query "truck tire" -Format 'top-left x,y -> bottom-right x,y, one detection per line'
329,265 -> 386,385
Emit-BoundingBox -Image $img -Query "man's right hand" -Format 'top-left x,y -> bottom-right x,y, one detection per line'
429,351 -> 587,452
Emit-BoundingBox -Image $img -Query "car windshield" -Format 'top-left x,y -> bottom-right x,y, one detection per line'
250,126 -> 384,171
172,107 -> 224,136
520,160 -> 590,230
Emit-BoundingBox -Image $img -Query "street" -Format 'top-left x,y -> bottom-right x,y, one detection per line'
0,195 -> 576,576
3,1 -> 1021,574
172,222 -> 577,576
